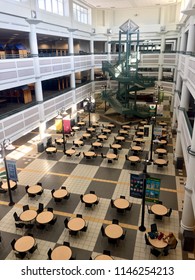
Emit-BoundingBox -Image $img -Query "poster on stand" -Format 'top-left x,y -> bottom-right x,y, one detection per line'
145,177 -> 161,202
130,173 -> 145,199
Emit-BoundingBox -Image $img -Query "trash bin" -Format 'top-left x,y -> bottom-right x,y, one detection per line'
176,157 -> 184,169
182,230 -> 195,252
37,142 -> 44,153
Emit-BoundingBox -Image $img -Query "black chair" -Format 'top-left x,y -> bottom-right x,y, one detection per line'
37,182 -> 42,186
165,208 -> 172,217
120,230 -> 126,240
36,223 -> 46,230
126,202 -> 133,212
0,188 -> 7,194
75,152 -> 81,157
23,205 -> 29,211
47,248 -> 52,260
51,189 -> 55,197
15,222 -> 24,231
151,223 -> 158,233
61,186 -> 66,190
112,219 -> 119,224
64,218 -> 69,229
11,183 -> 17,191
64,192 -> 70,200
80,194 -> 84,203
47,207 -> 53,212
37,203 -> 44,214
49,216 -> 57,225
150,248 -> 161,257
103,249 -> 111,256
101,225 -> 105,237
63,241 -> 70,247
144,233 -> 150,246
28,243 -> 38,254
76,214 -> 82,218
120,195 -> 125,199
110,199 -> 115,208
90,190 -> 95,194
147,204 -> 153,214
25,185 -> 29,193
11,239 -> 16,250
13,212 -> 20,222
15,251 -> 27,259
81,223 -> 88,232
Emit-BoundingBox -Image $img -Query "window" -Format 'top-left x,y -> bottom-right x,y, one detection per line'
38,0 -> 64,16
73,2 -> 90,24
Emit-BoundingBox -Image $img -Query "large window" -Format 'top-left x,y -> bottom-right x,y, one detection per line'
73,2 -> 90,24
38,0 -> 64,16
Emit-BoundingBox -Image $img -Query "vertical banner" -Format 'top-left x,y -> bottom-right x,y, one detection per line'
63,118 -> 71,134
130,173 -> 145,199
6,160 -> 18,181
145,177 -> 161,202
55,117 -> 62,133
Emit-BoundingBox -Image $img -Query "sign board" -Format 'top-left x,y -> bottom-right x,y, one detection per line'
143,124 -> 152,141
6,160 -> 18,182
145,177 -> 161,202
154,126 -> 162,137
130,173 -> 145,199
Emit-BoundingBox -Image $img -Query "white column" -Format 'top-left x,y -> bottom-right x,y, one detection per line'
26,19 -> 46,140
107,36 -> 111,62
186,19 -> 195,53
181,119 -> 195,231
180,27 -> 186,53
90,36 -> 94,81
175,82 -> 189,159
27,19 -> 43,103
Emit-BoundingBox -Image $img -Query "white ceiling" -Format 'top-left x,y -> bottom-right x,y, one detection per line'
80,0 -> 181,9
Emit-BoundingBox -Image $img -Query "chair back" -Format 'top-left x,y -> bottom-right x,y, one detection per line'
151,223 -> 158,233
112,219 -> 119,224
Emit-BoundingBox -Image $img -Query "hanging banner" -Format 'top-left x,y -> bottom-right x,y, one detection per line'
145,177 -> 161,202
6,160 -> 18,182
63,118 -> 71,134
130,173 -> 145,199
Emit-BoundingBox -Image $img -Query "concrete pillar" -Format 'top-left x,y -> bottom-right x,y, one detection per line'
181,118 -> 195,231
175,82 -> 190,159
186,19 -> 195,53
90,36 -> 94,81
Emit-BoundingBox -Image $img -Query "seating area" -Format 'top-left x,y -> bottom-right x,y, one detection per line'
0,111 -> 186,261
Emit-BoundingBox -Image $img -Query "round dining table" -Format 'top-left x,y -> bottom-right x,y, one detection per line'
151,204 -> 168,216
15,236 -> 35,253
65,149 -> 76,156
105,224 -> 123,239
148,236 -> 167,249
27,185 -> 43,195
83,193 -> 98,204
51,245 -> 72,260
1,180 -> 16,190
68,217 -> 85,231
114,198 -> 130,210
53,189 -> 68,199
94,254 -> 113,260
20,209 -> 37,222
36,211 -> 54,224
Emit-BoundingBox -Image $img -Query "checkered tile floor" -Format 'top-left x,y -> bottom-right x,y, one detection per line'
0,100 -> 193,260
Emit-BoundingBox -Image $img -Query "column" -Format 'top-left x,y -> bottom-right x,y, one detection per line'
174,82 -> 189,160
26,19 -> 46,140
90,36 -> 94,81
186,18 -> 195,53
181,118 -> 195,232
107,35 -> 111,62
158,34 -> 165,82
